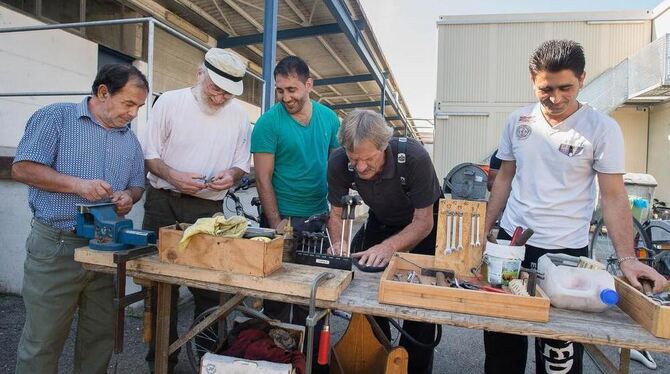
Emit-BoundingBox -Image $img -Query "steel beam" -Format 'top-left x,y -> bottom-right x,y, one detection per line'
328,101 -> 388,110
218,21 -> 365,48
322,0 -> 412,135
262,0 -> 278,112
313,74 -> 374,86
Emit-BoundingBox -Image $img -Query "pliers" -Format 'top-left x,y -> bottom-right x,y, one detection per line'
457,280 -> 506,294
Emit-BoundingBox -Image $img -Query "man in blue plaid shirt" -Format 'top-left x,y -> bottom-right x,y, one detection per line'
12,64 -> 148,374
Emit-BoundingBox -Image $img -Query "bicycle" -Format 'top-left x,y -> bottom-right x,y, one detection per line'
223,176 -> 262,225
589,201 -> 670,276
184,302 -> 275,373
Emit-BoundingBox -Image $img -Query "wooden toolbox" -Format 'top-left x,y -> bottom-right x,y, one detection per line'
379,252 -> 550,322
158,225 -> 284,277
615,277 -> 670,339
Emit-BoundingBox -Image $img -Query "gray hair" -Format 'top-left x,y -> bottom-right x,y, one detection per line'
338,109 -> 393,152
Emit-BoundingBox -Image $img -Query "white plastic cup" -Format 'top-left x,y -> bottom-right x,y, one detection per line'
483,240 -> 525,286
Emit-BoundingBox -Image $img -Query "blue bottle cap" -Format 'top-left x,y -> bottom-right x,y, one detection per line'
600,288 -> 619,305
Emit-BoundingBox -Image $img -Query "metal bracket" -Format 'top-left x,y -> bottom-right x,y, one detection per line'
112,245 -> 158,354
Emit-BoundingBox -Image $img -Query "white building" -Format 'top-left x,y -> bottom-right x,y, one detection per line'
434,2 -> 670,204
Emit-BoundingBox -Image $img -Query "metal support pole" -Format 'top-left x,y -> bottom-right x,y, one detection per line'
380,72 -> 387,115
262,0 -> 278,112
146,19 -> 155,126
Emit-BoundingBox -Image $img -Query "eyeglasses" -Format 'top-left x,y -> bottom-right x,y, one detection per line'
204,78 -> 233,99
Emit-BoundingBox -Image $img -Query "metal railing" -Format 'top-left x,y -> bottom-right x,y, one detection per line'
579,33 -> 670,113
0,17 -> 265,124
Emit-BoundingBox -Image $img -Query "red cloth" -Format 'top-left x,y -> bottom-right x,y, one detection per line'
223,329 -> 306,374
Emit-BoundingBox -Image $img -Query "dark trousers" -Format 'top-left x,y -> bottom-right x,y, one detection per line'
358,211 -> 439,374
260,214 -> 327,370
142,186 -> 225,369
483,229 -> 587,374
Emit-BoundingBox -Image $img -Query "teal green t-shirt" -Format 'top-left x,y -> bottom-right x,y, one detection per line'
251,100 -> 340,217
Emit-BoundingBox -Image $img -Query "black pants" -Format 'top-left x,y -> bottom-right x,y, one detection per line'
357,211 -> 439,374
260,214 -> 327,371
142,186 -> 225,370
483,229 -> 587,374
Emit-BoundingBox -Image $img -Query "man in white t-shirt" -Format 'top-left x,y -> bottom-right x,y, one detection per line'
483,40 -> 667,374
141,48 -> 251,372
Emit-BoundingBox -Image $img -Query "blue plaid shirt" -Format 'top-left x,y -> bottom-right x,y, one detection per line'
14,97 -> 145,230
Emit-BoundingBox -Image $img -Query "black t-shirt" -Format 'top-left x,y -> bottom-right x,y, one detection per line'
328,137 -> 443,227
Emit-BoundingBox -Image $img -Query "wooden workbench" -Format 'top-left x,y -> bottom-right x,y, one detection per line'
75,248 -> 670,374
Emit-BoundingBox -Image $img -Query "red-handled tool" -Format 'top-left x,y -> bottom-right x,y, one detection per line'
317,315 -> 331,365
516,229 -> 534,246
510,226 -> 523,245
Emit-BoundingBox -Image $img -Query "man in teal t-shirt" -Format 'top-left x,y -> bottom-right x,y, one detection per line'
251,55 -> 340,229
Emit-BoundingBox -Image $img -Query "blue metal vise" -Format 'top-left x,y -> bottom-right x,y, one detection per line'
76,203 -> 156,251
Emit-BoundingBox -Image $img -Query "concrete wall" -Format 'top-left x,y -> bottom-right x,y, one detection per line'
0,6 -> 98,293
610,107 -> 649,174
648,101 -> 670,203
434,16 -> 651,179
0,5 -> 99,147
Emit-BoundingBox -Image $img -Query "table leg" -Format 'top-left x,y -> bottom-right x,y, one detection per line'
154,282 -> 172,374
619,348 -> 630,374
584,344 -> 630,374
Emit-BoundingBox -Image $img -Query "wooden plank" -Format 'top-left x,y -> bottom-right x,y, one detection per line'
75,247 -> 352,302
379,253 -> 550,322
584,344 -> 621,374
434,198 -> 486,277
159,226 -> 284,277
168,293 -> 245,355
615,277 -> 670,339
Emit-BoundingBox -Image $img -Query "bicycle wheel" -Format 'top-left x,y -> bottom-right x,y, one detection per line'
589,217 -> 651,275
185,302 -> 268,372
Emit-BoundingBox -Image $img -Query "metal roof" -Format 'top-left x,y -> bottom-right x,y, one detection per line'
149,0 -> 423,141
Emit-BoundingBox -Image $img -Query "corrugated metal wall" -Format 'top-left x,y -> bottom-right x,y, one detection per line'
610,107 -> 648,173
648,101 -> 670,202
434,18 -> 651,180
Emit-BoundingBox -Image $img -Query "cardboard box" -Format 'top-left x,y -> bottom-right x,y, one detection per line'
200,353 -> 294,374
158,225 -> 284,277
615,277 -> 670,339
378,252 -> 550,322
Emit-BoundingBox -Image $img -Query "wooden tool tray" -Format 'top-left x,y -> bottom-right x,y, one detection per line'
158,224 -> 284,277
378,253 -> 550,322
615,277 -> 670,339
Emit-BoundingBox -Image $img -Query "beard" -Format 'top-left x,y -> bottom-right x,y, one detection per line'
192,83 -> 226,115
283,94 -> 308,114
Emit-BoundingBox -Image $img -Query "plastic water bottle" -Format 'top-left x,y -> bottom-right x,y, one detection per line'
538,254 -> 619,312
631,198 -> 649,222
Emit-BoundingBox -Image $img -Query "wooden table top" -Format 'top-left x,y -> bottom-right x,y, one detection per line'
75,247 -> 670,353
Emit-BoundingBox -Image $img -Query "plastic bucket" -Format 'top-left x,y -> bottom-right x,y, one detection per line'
482,240 -> 525,286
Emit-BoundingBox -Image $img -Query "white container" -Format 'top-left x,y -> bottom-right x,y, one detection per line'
483,240 -> 525,286
538,254 -> 619,312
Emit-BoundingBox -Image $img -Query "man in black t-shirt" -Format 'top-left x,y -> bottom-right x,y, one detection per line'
327,109 -> 443,374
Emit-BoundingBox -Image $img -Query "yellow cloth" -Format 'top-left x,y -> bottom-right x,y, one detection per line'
178,215 -> 248,250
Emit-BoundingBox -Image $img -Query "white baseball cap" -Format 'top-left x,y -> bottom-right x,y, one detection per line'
204,48 -> 247,96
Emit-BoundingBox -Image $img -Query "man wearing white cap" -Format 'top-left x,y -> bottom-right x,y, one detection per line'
141,48 -> 251,372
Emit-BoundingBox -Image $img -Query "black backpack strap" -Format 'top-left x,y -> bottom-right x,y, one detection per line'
396,137 -> 408,190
